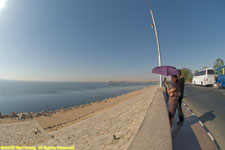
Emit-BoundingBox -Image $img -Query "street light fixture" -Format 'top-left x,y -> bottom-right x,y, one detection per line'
149,2 -> 163,87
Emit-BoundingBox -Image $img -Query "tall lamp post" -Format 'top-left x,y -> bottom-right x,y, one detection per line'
149,4 -> 163,87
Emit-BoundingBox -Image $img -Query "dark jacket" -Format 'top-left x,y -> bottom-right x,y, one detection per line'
178,77 -> 185,97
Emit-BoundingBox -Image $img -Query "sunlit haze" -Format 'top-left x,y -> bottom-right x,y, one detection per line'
0,0 -> 224,82
0,0 -> 6,10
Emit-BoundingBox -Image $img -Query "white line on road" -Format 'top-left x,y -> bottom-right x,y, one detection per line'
199,121 -> 204,126
208,132 -> 215,141
186,107 -> 190,111
192,113 -> 195,116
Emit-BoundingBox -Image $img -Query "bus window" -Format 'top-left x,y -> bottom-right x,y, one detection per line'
218,67 -> 225,75
201,70 -> 206,75
219,69 -> 222,75
207,70 -> 214,75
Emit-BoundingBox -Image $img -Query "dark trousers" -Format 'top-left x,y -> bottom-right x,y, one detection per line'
177,96 -> 184,121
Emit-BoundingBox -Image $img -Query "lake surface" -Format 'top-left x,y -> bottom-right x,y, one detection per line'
0,81 -> 156,114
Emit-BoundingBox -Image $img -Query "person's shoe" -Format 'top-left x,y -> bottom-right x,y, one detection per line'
177,120 -> 184,125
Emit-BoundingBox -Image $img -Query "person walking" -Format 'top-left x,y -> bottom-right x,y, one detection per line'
165,75 -> 179,128
177,70 -> 185,125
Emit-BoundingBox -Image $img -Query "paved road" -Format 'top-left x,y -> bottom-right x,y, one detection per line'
183,84 -> 225,150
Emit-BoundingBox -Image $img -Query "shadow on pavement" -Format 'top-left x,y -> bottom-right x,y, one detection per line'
199,110 -> 216,124
172,105 -> 217,150
164,87 -> 217,150
172,110 -> 201,150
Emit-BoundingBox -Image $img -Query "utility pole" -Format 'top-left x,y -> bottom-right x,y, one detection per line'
149,4 -> 163,87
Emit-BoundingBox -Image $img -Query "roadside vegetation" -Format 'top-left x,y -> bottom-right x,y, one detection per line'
180,58 -> 224,82
213,58 -> 224,75
180,68 -> 193,82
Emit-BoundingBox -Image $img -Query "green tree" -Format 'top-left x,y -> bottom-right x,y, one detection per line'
213,58 -> 224,74
180,67 -> 193,82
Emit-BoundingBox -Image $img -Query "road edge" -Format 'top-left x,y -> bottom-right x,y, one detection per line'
183,102 -> 221,150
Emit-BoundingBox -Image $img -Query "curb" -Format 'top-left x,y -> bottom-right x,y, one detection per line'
183,103 -> 221,150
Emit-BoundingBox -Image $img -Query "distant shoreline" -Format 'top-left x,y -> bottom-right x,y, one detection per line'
0,82 -> 156,114
0,79 -> 159,83
0,85 -> 156,132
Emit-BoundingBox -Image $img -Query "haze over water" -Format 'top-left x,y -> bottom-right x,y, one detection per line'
0,80 -> 156,114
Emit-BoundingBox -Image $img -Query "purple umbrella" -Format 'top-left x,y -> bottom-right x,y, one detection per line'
152,66 -> 180,76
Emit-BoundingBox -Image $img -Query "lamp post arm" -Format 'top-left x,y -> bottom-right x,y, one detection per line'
150,9 -> 163,87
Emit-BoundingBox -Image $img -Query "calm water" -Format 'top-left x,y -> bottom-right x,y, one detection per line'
0,81 -> 156,114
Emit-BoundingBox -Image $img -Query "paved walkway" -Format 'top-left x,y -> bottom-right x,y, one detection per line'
129,88 -> 172,150
172,102 -> 217,150
33,86 -> 157,150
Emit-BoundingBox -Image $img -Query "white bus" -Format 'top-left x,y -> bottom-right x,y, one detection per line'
192,68 -> 215,86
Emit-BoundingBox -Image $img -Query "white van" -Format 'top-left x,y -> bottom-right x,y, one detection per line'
192,68 -> 215,86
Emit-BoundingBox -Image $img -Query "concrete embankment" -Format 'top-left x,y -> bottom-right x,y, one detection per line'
129,88 -> 172,150
0,86 -> 172,150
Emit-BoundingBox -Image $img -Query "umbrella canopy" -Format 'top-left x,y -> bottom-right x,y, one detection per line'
152,66 -> 180,76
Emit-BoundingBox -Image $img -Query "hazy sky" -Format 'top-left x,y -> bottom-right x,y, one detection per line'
0,0 -> 225,81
